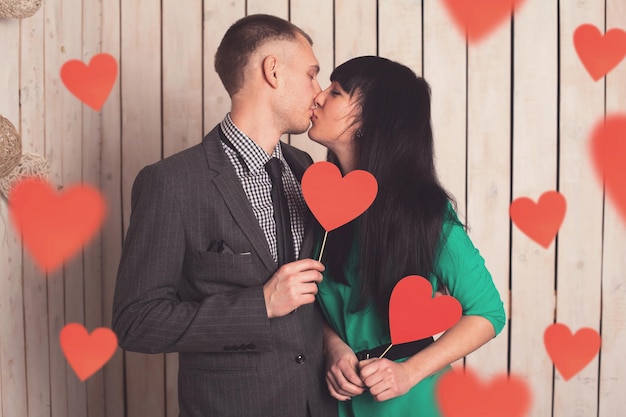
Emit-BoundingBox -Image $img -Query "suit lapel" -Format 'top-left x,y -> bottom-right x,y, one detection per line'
202,127 -> 277,274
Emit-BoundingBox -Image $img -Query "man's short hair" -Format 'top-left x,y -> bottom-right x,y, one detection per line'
215,14 -> 313,96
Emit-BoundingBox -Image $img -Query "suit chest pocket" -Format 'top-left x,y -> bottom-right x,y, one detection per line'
186,250 -> 265,290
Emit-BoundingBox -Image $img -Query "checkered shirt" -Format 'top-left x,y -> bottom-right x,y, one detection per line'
220,113 -> 308,263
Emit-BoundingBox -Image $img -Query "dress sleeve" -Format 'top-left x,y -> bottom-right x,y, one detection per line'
431,209 -> 506,336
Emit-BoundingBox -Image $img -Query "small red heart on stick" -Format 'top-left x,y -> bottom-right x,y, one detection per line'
544,323 -> 601,381
389,275 -> 462,344
9,178 -> 107,273
302,161 -> 377,232
441,0 -> 527,44
510,191 -> 566,248
436,367 -> 531,417
574,24 -> 626,81
590,114 -> 626,225
60,323 -> 118,381
60,53 -> 118,111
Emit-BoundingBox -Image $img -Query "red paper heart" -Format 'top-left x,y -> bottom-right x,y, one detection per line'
510,191 -> 566,248
436,367 -> 531,417
8,178 -> 107,273
590,114 -> 626,224
60,53 -> 117,111
389,275 -> 462,344
574,24 -> 626,81
442,0 -> 527,44
544,323 -> 601,381
301,161 -> 377,232
60,323 -> 118,381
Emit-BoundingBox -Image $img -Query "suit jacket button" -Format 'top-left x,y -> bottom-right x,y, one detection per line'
295,354 -> 305,364
247,343 -> 256,350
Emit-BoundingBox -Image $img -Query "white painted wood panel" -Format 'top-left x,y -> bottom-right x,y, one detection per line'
19,6 -> 52,417
379,0 -> 422,75
423,0 -> 467,218
598,0 -> 626,416
100,0 -> 126,416
120,0 -> 165,416
202,1 -> 245,132
464,10 -> 511,378
0,16 -> 28,417
510,1 -> 559,416
334,0 -> 377,65
554,0 -> 605,416
289,0 -> 334,162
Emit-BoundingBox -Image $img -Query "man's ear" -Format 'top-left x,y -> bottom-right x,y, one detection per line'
262,55 -> 280,89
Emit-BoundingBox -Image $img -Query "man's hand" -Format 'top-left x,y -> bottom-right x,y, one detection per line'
263,259 -> 324,318
324,333 -> 366,401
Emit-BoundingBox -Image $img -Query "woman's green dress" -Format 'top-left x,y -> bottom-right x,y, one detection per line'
316,207 -> 506,417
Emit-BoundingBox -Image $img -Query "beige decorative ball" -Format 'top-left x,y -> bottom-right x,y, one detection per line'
0,0 -> 42,19
0,152 -> 50,199
0,114 -> 22,177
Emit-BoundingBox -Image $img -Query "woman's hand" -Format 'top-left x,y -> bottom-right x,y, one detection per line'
358,358 -> 415,402
323,325 -> 366,401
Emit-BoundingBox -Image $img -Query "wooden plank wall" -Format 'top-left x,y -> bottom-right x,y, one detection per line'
1,1 -> 625,416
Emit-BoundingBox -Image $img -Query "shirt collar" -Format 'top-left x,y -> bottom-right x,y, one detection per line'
220,113 -> 284,173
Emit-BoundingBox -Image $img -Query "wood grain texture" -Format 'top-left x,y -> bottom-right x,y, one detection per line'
509,1 -> 558,416
464,6 -> 511,378
554,1 -> 605,416
0,16 -> 28,417
599,0 -> 626,416
120,0 -> 164,416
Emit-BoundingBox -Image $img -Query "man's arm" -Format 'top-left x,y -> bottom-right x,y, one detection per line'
112,164 -> 274,353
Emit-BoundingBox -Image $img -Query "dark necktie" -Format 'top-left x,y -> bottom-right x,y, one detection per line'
264,157 -> 295,265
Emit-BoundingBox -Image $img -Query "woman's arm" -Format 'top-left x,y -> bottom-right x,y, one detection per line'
359,315 -> 495,402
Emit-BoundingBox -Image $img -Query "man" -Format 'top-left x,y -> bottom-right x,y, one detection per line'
112,14 -> 336,417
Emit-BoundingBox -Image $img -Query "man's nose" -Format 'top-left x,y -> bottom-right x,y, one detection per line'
314,89 -> 325,107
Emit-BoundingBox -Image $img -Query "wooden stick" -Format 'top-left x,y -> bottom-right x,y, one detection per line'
378,343 -> 393,359
317,231 -> 328,262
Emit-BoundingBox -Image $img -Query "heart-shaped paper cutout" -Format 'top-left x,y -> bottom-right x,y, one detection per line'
544,323 -> 601,381
441,0 -> 527,44
510,191 -> 566,248
590,113 -> 626,224
60,53 -> 118,111
436,367 -> 531,417
301,161 -> 377,232
60,323 -> 118,381
8,178 -> 107,273
389,275 -> 462,344
574,24 -> 626,81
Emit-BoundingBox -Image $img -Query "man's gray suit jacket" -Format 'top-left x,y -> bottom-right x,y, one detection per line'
112,125 -> 337,417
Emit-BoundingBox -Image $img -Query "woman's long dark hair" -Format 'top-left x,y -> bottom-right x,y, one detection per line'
323,56 -> 457,319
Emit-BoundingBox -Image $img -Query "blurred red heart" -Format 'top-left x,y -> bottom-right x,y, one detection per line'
574,24 -> 626,81
302,161 -> 377,232
60,323 -> 118,381
61,53 -> 117,111
389,275 -> 462,344
442,0 -> 527,44
8,178 -> 107,273
544,323 -> 601,381
510,191 -> 566,248
590,114 -> 626,224
436,367 -> 531,417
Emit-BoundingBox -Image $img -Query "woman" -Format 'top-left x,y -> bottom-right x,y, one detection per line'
308,56 -> 506,417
